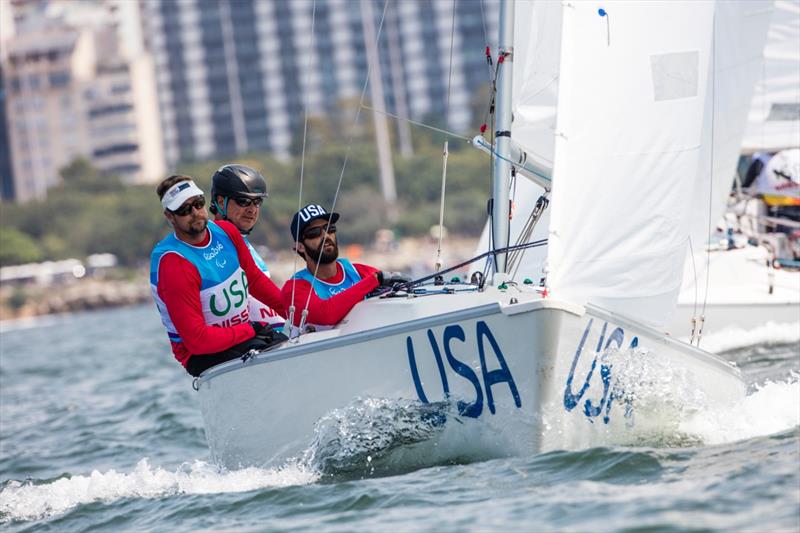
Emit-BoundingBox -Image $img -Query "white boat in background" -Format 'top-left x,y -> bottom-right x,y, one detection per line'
673,0 -> 800,336
479,0 -> 800,339
741,0 -> 800,154
196,0 -> 774,470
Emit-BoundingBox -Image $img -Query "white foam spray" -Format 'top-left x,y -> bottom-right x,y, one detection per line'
0,458 -> 318,524
679,372 -> 800,445
694,321 -> 800,354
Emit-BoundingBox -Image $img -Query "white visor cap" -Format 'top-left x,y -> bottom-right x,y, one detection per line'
161,180 -> 205,211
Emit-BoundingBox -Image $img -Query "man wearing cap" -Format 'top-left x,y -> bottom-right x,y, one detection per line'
282,203 -> 409,331
150,174 -> 286,376
210,163 -> 285,331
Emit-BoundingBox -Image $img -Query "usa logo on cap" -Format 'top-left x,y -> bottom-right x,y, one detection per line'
298,204 -> 327,222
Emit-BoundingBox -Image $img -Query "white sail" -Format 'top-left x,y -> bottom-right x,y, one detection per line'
510,0 -> 562,167
689,1 -> 775,258
473,0 -> 560,278
742,0 -> 800,152
546,1 -> 766,328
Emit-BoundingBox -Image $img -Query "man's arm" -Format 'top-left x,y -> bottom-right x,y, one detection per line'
217,220 -> 286,316
158,253 -> 255,355
281,273 -> 379,326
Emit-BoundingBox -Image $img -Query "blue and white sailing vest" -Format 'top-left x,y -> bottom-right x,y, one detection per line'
243,236 -> 285,329
289,258 -> 364,334
291,258 -> 363,300
150,221 -> 250,344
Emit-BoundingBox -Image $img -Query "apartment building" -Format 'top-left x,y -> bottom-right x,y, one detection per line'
142,0 -> 498,166
1,0 -> 164,202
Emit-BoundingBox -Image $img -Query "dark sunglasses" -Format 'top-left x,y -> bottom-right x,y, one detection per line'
233,197 -> 264,208
302,224 -> 336,240
170,197 -> 206,216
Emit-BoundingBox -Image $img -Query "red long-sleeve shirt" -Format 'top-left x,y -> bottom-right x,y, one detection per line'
157,220 -> 285,367
281,262 -> 379,327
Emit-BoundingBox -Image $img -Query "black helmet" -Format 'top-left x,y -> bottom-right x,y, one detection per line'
210,164 -> 268,214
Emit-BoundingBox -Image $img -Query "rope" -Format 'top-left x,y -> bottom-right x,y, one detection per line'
287,0 -> 318,339
294,0 -> 391,336
374,239 -> 549,297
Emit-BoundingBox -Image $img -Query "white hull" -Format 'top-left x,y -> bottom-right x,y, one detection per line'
197,287 -> 745,469
671,246 -> 800,336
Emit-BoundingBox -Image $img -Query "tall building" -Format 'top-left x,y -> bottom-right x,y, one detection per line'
0,64 -> 16,201
142,0 -> 498,166
1,0 -> 164,202
0,0 -> 16,201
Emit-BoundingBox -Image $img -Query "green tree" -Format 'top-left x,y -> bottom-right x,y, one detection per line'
58,158 -> 122,193
0,227 -> 43,266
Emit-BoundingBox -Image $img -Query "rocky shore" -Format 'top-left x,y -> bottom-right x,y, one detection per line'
0,277 -> 151,320
0,236 -> 479,322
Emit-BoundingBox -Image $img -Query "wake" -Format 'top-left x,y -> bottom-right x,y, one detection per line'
0,458 -> 317,524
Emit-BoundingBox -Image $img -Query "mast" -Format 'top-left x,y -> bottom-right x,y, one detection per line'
492,0 -> 515,276
361,0 -> 399,224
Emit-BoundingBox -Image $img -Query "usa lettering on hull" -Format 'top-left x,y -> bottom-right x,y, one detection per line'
563,319 -> 639,425
406,320 -> 521,418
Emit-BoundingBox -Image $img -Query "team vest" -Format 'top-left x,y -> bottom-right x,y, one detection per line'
243,236 -> 285,330
292,258 -> 363,299
150,221 -> 250,346
290,258 -> 363,333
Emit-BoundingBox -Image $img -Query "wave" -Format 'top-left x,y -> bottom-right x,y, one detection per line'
0,458 -> 317,524
302,397 -> 510,479
679,373 -> 800,445
696,321 -> 800,353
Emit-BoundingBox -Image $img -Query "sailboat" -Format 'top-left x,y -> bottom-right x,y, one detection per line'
476,0 -> 800,337
670,0 -> 800,335
196,0 -> 773,470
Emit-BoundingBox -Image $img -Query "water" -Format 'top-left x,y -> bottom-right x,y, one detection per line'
1,305 -> 798,531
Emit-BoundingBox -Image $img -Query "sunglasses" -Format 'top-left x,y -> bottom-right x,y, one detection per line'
302,224 -> 336,240
233,197 -> 264,208
170,197 -> 206,216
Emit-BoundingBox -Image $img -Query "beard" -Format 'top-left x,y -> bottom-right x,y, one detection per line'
184,217 -> 208,236
306,238 -> 338,264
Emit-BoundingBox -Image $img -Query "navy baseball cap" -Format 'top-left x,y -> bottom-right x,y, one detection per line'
290,203 -> 340,240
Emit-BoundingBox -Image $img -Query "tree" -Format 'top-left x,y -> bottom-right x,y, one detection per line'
0,227 -> 43,266
58,157 -> 122,193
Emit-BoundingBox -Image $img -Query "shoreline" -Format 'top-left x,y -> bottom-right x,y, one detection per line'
0,236 -> 480,322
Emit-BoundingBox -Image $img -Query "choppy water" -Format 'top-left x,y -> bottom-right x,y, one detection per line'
1,305 -> 798,531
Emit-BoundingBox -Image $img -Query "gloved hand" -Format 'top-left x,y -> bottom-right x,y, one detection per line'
250,321 -> 275,342
377,271 -> 412,287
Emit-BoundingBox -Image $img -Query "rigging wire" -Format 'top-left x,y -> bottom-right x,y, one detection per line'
697,10 -> 718,347
688,235 -> 699,344
287,0 -> 318,339
434,0 -> 459,272
359,105 -> 471,142
386,238 -> 549,296
294,0 -> 391,336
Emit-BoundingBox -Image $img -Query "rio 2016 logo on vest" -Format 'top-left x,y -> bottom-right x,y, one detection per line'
202,269 -> 250,327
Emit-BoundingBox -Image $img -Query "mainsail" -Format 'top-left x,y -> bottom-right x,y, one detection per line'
742,0 -> 800,152
494,0 -> 771,328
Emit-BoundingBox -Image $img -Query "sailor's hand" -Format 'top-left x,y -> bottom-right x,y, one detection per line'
378,271 -> 412,287
250,321 -> 275,341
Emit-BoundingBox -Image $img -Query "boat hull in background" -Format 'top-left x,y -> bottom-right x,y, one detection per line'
672,246 -> 800,336
197,289 -> 745,469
